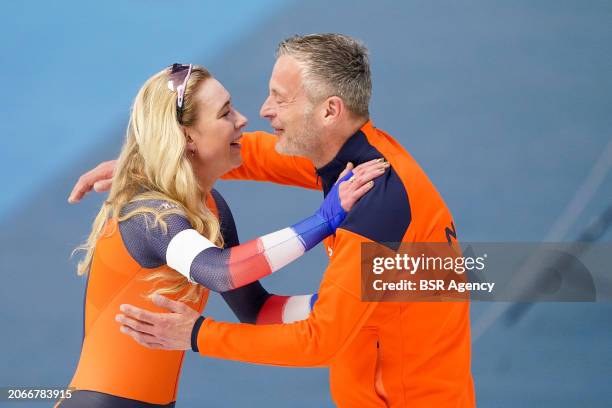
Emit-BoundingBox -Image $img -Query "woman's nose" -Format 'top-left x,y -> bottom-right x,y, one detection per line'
235,110 -> 248,129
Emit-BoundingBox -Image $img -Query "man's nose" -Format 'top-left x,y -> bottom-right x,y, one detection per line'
260,96 -> 275,119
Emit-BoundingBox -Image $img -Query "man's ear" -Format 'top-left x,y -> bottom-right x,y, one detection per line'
323,96 -> 344,121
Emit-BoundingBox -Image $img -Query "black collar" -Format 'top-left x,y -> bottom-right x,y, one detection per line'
315,130 -> 382,195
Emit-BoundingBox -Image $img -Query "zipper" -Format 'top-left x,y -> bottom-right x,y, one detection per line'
375,341 -> 389,405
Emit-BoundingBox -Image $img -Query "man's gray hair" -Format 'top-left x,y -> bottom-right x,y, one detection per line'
276,33 -> 372,117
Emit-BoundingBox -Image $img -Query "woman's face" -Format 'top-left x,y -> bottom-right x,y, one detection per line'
185,77 -> 248,186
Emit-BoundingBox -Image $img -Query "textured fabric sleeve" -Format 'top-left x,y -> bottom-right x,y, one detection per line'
211,190 -> 273,323
119,181 -> 349,293
221,286 -> 317,325
255,293 -> 318,324
212,190 -> 316,325
220,283 -> 271,324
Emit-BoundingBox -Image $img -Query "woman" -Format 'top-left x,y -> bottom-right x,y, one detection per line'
58,64 -> 387,407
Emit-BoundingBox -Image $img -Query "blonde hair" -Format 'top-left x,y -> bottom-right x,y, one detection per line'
75,65 -> 222,303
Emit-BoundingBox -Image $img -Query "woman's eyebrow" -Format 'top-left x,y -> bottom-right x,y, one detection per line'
217,99 -> 231,115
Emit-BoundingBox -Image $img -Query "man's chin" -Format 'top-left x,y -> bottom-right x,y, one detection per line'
274,140 -> 292,156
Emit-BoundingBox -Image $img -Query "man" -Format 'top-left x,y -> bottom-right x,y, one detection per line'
71,34 -> 475,407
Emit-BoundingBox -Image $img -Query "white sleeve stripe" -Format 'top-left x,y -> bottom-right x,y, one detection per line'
166,229 -> 216,278
282,295 -> 313,323
260,228 -> 305,272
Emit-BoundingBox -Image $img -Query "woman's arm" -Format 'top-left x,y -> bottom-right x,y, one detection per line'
213,188 -> 317,325
221,283 -> 317,324
120,159 -> 386,292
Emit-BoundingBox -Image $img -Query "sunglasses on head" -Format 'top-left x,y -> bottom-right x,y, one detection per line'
167,63 -> 193,123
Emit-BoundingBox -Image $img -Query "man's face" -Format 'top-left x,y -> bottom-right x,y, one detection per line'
260,55 -> 322,157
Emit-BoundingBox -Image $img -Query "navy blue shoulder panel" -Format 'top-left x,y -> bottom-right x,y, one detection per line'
315,129 -> 411,249
315,130 -> 412,250
340,166 -> 411,250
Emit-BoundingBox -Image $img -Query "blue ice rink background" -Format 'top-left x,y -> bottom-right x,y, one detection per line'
1,1 -> 611,406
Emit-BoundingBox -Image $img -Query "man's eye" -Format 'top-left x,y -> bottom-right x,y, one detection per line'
221,110 -> 230,117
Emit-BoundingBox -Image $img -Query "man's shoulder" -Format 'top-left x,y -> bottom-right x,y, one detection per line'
340,167 -> 411,246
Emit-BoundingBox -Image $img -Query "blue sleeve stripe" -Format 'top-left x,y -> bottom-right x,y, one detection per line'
309,293 -> 319,310
290,214 -> 332,251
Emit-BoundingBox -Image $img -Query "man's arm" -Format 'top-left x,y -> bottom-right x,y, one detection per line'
68,131 -> 319,203
198,287 -> 373,366
221,131 -> 320,190
117,228 -> 377,366
68,160 -> 115,203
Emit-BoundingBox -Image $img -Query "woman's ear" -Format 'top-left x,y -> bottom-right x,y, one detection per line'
184,128 -> 197,154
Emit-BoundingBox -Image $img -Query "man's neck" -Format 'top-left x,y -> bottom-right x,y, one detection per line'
310,117 -> 369,168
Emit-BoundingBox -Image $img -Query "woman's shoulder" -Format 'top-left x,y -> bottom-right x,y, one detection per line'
117,197 -> 192,268
118,196 -> 192,235
120,197 -> 182,214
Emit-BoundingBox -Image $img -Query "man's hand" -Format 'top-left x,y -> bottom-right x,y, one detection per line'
116,294 -> 200,351
68,160 -> 116,203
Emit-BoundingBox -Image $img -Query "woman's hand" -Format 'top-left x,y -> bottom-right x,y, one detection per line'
337,158 -> 389,211
316,158 -> 389,232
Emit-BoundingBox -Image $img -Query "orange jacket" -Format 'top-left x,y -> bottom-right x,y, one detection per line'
201,121 -> 475,407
